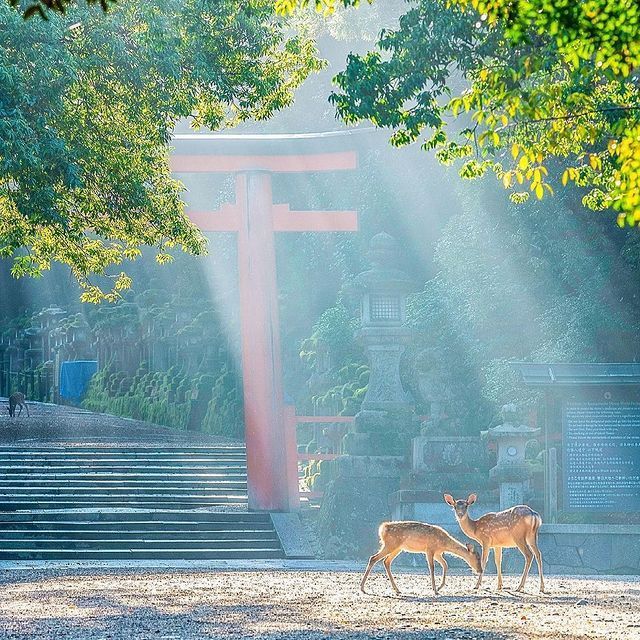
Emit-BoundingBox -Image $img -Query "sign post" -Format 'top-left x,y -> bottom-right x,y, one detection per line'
515,363 -> 640,515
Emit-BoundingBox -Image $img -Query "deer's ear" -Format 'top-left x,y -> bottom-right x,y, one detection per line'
443,493 -> 455,506
466,543 -> 474,552
467,493 -> 477,505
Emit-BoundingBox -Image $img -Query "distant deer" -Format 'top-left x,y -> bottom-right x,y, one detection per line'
7,392 -> 29,418
360,520 -> 482,595
444,493 -> 545,593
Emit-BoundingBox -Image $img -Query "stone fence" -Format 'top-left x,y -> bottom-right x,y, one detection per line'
539,524 -> 640,575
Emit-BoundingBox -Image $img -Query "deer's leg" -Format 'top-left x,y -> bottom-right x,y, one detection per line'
474,544 -> 490,590
434,552 -> 448,593
425,551 -> 438,595
383,550 -> 402,595
360,547 -> 390,593
17,404 -> 22,417
515,540 -> 533,593
526,531 -> 545,593
24,403 -> 29,417
494,547 -> 503,591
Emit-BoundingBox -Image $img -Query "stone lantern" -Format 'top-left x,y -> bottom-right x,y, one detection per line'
318,234 -> 417,557
36,307 -> 66,365
344,232 -> 417,455
24,326 -> 43,370
483,403 -> 540,509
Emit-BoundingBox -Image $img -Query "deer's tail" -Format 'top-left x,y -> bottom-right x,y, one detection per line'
526,511 -> 542,548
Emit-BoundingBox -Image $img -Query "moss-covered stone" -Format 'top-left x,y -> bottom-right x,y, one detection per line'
316,455 -> 403,559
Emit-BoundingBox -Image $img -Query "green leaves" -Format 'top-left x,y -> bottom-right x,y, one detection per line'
322,0 -> 639,224
1,0 -> 320,300
453,0 -> 640,78
274,0 -> 364,17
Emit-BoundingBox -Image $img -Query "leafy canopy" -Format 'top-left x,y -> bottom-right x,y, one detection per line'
1,0 -> 320,301
9,0 -> 115,20
279,0 -> 640,226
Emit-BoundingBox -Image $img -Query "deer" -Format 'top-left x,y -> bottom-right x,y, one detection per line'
444,493 -> 545,593
360,520 -> 482,595
7,392 -> 29,418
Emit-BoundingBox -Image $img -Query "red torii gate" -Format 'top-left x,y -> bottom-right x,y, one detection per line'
170,133 -> 359,511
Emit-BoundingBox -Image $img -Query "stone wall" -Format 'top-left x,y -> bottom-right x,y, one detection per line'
539,524 -> 640,575
480,524 -> 640,576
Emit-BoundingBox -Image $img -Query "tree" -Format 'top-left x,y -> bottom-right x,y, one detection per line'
280,0 -> 640,226
405,179 -> 640,432
8,0 -> 115,20
0,0 -> 320,300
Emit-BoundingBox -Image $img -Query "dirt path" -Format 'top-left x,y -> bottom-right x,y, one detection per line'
0,567 -> 637,639
0,400 -> 237,445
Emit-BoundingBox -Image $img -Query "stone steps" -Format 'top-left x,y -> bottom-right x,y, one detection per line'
0,498 -> 249,510
0,481 -> 248,490
0,446 -> 247,454
0,538 -> 282,550
0,463 -> 247,478
0,549 -> 284,560
0,444 -> 285,560
0,459 -> 248,466
0,529 -> 278,540
3,511 -> 267,523
0,485 -> 248,494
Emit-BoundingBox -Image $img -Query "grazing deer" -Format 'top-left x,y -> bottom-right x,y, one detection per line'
360,520 -> 482,595
444,493 -> 545,593
7,392 -> 29,418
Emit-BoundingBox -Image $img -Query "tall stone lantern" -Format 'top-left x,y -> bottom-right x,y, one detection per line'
483,403 -> 540,509
319,233 -> 417,558
344,232 -> 417,455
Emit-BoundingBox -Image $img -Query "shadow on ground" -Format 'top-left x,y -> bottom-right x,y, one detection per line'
0,568 -> 638,640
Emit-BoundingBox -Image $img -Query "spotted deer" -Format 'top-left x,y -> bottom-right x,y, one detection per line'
360,520 -> 482,595
7,392 -> 29,418
444,493 -> 545,593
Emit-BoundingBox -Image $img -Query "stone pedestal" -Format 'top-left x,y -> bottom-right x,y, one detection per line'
411,435 -> 480,473
360,334 -> 413,412
343,406 -> 418,456
317,455 -> 403,558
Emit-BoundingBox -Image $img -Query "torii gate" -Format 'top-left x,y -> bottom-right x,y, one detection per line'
170,133 -> 359,511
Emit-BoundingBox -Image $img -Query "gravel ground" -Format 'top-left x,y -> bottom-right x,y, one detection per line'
0,566 -> 638,640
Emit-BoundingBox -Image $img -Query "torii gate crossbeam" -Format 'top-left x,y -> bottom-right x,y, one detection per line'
171,136 -> 358,511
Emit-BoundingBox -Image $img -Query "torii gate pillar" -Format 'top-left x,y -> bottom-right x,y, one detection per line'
171,135 -> 358,511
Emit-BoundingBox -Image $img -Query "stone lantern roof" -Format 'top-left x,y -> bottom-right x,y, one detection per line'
483,422 -> 541,439
352,233 -> 414,294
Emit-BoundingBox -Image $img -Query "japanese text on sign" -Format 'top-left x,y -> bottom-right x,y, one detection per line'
563,401 -> 640,511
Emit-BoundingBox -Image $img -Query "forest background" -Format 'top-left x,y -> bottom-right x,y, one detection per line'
1,1 -> 639,440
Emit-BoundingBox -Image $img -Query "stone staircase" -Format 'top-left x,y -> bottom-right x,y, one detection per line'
0,445 -> 285,560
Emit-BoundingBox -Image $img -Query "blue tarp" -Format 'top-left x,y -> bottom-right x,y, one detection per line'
59,360 -> 98,402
